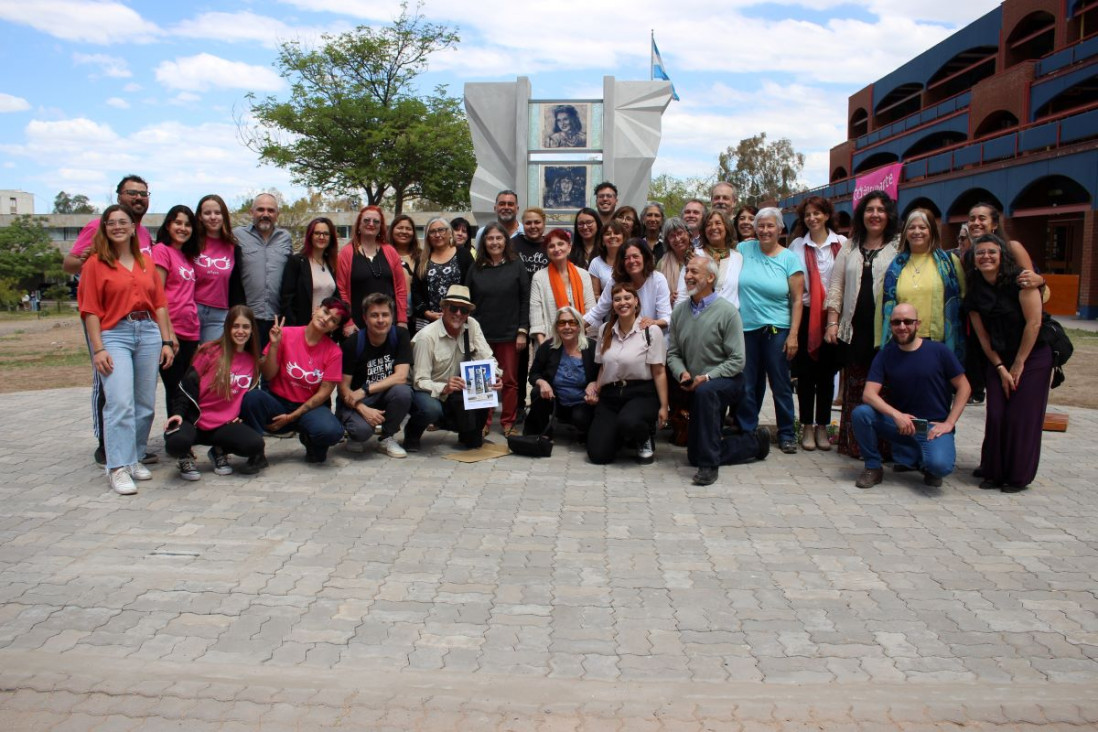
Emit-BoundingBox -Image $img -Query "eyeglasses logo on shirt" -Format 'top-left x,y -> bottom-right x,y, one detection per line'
178,265 -> 196,282
197,254 -> 232,271
286,362 -> 323,385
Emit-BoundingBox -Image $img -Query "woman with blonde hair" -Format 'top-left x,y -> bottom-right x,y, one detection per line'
412,216 -> 473,332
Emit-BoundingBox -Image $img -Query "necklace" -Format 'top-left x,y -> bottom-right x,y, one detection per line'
358,245 -> 383,278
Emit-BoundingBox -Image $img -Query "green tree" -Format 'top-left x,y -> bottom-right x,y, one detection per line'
53,191 -> 97,214
244,4 -> 474,214
648,174 -> 712,218
717,132 -> 806,207
0,216 -> 63,307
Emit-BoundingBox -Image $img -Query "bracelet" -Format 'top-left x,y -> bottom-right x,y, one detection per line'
162,341 -> 173,347
826,323 -> 838,329
94,348 -> 106,355
994,363 -> 1005,370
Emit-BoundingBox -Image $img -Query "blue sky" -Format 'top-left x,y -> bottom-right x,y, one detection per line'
0,0 -> 1000,214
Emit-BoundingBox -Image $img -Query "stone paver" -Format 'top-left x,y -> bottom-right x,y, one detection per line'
2,386 -> 1098,729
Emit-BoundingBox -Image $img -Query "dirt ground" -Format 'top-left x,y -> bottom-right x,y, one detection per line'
1,311 -> 1097,408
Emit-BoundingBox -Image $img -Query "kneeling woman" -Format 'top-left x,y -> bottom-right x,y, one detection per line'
164,306 -> 266,479
241,297 -> 351,463
526,306 -> 599,440
584,284 -> 669,464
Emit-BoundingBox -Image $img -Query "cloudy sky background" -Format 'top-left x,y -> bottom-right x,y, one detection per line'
0,0 -> 1000,214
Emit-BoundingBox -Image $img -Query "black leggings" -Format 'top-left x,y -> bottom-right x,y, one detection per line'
586,381 -> 658,464
793,306 -> 840,426
159,340 -> 198,414
165,420 -> 265,459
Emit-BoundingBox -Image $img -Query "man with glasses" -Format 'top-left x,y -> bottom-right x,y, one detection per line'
594,181 -> 618,226
852,303 -> 970,490
64,175 -> 156,466
408,285 -> 501,451
233,193 -> 292,347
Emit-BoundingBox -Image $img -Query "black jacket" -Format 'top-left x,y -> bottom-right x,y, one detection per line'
169,357 -> 259,427
528,339 -> 599,391
279,253 -> 328,326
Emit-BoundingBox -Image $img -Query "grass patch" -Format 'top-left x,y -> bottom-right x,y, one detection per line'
0,352 -> 88,369
1063,327 -> 1098,344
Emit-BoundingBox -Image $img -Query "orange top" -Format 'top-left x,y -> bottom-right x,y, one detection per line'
78,254 -> 168,331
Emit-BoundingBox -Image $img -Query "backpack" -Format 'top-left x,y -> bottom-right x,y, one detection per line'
1039,314 -> 1073,388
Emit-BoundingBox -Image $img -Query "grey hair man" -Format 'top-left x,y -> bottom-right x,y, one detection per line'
681,198 -> 707,248
233,192 -> 292,347
667,251 -> 770,486
710,181 -> 738,214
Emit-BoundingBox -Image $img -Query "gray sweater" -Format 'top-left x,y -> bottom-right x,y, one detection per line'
666,297 -> 746,381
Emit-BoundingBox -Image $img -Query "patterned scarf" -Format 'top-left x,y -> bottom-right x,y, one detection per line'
881,248 -> 965,363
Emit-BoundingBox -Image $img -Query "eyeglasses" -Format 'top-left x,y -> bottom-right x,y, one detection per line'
427,228 -> 448,236
889,318 -> 918,327
121,190 -> 149,198
362,218 -> 381,225
312,232 -> 331,239
446,305 -> 471,316
974,249 -> 999,259
105,219 -> 132,228
557,319 -> 579,327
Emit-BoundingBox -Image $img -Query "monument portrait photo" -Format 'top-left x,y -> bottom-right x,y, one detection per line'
541,165 -> 588,210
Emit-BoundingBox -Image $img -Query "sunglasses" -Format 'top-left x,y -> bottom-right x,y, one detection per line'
890,318 -> 918,327
446,305 -> 471,316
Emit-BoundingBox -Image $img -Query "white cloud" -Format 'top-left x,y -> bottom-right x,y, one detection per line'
0,92 -> 31,113
105,97 -> 130,109
73,53 -> 132,79
173,11 -> 345,49
0,1 -> 159,44
168,92 -> 202,106
123,83 -> 142,93
155,53 -> 284,92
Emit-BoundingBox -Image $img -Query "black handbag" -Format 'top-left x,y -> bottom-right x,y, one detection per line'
507,406 -> 554,457
1039,314 -> 1073,388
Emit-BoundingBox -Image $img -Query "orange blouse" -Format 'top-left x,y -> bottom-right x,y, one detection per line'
78,254 -> 168,331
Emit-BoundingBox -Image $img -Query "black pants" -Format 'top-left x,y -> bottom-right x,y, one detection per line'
586,381 -> 658,465
165,420 -> 265,459
793,306 -> 840,425
965,325 -> 986,399
524,396 -> 593,439
159,340 -> 198,415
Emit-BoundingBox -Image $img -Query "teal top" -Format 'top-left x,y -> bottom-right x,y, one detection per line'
736,240 -> 804,332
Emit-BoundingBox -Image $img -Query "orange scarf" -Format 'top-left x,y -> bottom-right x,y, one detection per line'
548,261 -> 586,314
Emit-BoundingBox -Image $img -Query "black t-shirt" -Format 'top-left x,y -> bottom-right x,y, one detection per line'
350,250 -> 394,328
511,234 -> 549,275
340,326 -> 413,391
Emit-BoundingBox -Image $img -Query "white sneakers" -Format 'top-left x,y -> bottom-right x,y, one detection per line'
109,467 -> 137,495
129,463 -> 153,481
378,436 -> 407,458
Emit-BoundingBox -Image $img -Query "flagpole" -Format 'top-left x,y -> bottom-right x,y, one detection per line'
650,29 -> 654,81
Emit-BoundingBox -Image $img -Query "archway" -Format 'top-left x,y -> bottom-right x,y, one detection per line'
974,110 -> 1019,138
1005,11 -> 1056,67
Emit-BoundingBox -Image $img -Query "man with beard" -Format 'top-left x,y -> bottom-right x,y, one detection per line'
710,181 -> 737,214
681,198 -> 706,248
852,303 -> 970,489
64,174 -> 157,466
594,181 -> 618,226
667,253 -> 771,486
233,193 -> 292,347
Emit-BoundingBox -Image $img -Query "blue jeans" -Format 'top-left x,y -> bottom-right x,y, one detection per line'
851,404 -> 956,477
688,374 -> 757,468
337,384 -> 416,442
100,319 -> 162,470
240,389 -> 343,460
197,303 -> 228,343
736,327 -> 796,442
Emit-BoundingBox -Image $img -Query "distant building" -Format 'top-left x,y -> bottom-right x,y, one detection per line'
782,0 -> 1098,317
0,190 -> 35,216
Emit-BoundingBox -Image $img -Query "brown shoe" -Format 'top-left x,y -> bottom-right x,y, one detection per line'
800,426 -> 816,451
855,468 -> 884,489
815,425 -> 831,451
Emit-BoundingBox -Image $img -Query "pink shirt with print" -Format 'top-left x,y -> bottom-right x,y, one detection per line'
152,243 -> 200,340
192,347 -> 257,430
265,326 -> 341,404
193,236 -> 235,309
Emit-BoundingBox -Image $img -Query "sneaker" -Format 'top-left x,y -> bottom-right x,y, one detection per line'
402,436 -> 422,453
238,453 -> 268,475
378,435 -> 407,458
345,439 -> 366,453
128,463 -> 153,481
178,454 -> 201,482
109,467 -> 137,495
636,437 -> 655,464
208,447 -> 232,475
140,452 -> 159,465
855,467 -> 884,489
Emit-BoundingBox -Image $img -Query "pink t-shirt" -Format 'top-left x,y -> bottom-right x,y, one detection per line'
70,218 -> 153,258
152,244 -> 200,340
265,326 -> 341,404
192,347 -> 257,430
193,237 -> 235,309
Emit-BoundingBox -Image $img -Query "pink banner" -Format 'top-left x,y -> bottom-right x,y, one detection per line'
852,163 -> 903,211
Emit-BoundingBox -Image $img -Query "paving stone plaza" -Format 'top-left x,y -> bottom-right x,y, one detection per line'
1,385 -> 1097,730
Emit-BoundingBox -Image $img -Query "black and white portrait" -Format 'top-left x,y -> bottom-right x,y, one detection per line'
542,166 -> 587,209
543,104 -> 588,149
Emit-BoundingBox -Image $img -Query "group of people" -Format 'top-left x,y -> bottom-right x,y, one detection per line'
72,174 -> 1058,495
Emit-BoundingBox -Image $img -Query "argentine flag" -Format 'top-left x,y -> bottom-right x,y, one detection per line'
651,36 -> 680,101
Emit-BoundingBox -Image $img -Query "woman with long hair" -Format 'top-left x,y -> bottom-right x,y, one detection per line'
570,207 -> 602,271
280,217 -> 339,327
164,305 -> 266,479
387,214 -> 421,331
583,239 -> 672,333
881,208 -> 965,365
337,205 -> 408,334
412,217 -> 474,332
465,221 -> 531,436
584,283 -> 669,465
78,204 -> 175,494
965,234 -> 1053,493
612,205 -> 643,239
587,220 -> 628,296
734,205 -> 758,243
824,191 -> 900,458
529,228 -> 597,345
193,194 -> 239,342
674,210 -> 744,308
153,204 -> 201,414
788,196 -> 847,451
733,207 -> 805,454
525,306 -> 599,441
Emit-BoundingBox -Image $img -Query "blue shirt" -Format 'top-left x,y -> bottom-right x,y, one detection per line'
867,339 -> 964,421
553,354 -> 587,406
689,291 -> 718,318
736,240 -> 804,332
